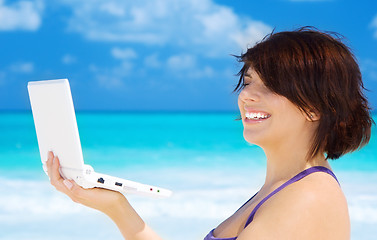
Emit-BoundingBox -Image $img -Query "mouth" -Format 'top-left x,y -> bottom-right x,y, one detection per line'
244,111 -> 271,122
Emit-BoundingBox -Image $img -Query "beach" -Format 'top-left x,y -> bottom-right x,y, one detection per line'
0,112 -> 376,239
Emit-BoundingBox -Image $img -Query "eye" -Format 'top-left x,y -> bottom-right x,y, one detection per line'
242,80 -> 252,88
240,83 -> 249,90
239,76 -> 253,90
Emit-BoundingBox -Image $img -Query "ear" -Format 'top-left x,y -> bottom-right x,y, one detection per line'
306,110 -> 320,122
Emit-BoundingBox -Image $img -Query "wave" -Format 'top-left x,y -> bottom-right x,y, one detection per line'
0,170 -> 377,239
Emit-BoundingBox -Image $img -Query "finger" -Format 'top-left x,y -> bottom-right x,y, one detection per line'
45,153 -> 86,202
53,179 -> 79,202
48,151 -> 54,162
50,156 -> 62,181
49,156 -> 70,193
46,151 -> 53,168
63,179 -> 89,204
46,151 -> 54,178
51,158 -> 89,202
62,179 -> 77,200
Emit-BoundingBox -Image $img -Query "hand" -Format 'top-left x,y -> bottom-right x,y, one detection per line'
46,151 -> 127,216
46,151 -> 164,240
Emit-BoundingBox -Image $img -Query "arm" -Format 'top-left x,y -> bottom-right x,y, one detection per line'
46,151 -> 163,240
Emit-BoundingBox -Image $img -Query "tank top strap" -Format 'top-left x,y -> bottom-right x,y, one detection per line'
244,166 -> 339,228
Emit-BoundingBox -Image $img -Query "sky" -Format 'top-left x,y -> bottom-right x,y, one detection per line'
0,0 -> 377,111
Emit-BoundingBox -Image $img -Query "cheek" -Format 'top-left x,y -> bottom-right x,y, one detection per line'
270,98 -> 307,130
279,111 -> 308,135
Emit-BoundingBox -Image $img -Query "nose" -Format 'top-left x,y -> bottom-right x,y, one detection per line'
238,86 -> 260,103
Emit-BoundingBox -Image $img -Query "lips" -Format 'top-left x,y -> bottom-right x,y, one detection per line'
245,112 -> 270,120
243,109 -> 271,123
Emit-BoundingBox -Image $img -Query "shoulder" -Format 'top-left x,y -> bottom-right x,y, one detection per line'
238,171 -> 350,240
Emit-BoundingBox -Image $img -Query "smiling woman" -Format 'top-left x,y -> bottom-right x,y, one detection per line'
235,27 -> 373,160
45,27 -> 374,240
204,27 -> 373,240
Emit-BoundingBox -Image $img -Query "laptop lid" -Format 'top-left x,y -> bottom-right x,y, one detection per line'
27,79 -> 85,180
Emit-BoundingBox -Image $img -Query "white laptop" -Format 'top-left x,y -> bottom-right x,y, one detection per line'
27,79 -> 172,198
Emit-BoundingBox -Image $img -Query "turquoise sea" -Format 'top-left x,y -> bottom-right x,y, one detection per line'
0,112 -> 376,239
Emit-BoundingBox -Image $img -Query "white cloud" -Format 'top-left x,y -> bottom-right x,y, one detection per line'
91,52 -> 217,89
99,2 -> 125,17
9,62 -> 34,73
111,47 -> 137,60
371,14 -> 377,39
0,0 -> 44,31
144,54 -> 161,68
62,54 -> 76,64
59,0 -> 272,55
89,61 -> 133,89
187,65 -> 215,79
166,54 -> 215,79
232,21 -> 272,50
57,0 -> 272,89
360,59 -> 377,81
167,54 -> 196,70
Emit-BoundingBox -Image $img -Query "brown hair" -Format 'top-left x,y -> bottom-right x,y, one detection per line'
235,27 -> 374,160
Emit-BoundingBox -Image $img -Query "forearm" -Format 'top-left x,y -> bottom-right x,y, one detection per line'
105,196 -> 163,240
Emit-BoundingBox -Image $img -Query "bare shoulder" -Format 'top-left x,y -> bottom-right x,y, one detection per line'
238,171 -> 350,240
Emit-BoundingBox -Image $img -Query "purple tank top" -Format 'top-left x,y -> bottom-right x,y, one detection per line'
203,166 -> 339,240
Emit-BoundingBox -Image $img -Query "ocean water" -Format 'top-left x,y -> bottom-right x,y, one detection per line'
0,112 -> 376,239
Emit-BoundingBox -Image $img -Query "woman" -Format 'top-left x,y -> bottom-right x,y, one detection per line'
47,27 -> 373,240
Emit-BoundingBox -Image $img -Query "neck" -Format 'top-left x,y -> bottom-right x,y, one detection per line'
261,138 -> 330,189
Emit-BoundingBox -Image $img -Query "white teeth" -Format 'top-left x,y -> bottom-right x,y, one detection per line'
245,112 -> 269,120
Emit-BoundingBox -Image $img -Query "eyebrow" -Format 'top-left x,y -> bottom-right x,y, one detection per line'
244,72 -> 253,78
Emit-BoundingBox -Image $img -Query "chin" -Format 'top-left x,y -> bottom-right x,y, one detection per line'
243,128 -> 271,148
243,131 -> 260,145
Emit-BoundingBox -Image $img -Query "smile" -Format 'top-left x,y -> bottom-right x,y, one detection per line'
245,112 -> 271,120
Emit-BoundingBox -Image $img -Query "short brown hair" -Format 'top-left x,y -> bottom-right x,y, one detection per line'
235,27 -> 374,160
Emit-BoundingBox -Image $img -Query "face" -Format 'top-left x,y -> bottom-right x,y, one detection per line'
238,68 -> 314,149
